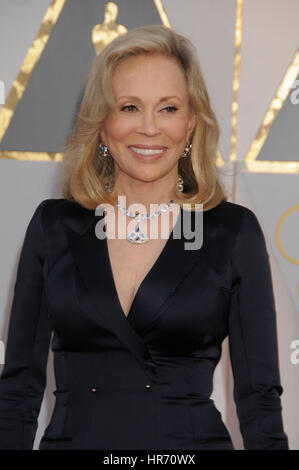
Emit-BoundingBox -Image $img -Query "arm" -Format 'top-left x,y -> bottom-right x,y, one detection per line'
228,206 -> 289,450
0,199 -> 53,449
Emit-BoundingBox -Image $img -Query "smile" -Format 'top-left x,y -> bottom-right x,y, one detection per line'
129,146 -> 166,155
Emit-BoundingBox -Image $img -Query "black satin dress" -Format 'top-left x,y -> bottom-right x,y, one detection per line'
0,198 -> 289,450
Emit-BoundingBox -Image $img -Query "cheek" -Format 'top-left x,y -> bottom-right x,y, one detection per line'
106,116 -> 135,143
168,126 -> 186,145
163,120 -> 189,144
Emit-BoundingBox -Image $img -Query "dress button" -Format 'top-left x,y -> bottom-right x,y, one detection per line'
145,384 -> 151,388
91,388 -> 97,392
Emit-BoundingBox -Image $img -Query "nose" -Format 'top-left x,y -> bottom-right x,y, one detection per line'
137,109 -> 160,136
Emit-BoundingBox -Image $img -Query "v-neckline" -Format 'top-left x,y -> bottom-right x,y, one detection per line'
104,207 -> 182,321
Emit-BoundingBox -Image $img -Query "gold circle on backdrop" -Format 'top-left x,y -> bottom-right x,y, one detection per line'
276,205 -> 299,266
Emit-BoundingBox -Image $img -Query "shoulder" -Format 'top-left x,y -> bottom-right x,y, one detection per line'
34,197 -> 96,235
28,198 -> 83,230
202,200 -> 267,256
204,199 -> 263,235
216,201 -> 268,265
206,199 -> 257,219
34,197 -> 89,220
35,197 -> 78,212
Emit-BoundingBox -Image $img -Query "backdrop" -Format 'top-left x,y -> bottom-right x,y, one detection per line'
0,0 -> 298,450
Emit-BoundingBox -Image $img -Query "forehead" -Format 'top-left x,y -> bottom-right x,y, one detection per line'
111,54 -> 188,97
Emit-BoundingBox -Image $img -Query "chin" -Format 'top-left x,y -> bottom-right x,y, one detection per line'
135,167 -> 170,179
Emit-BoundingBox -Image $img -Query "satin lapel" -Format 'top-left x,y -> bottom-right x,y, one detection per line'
63,215 -> 157,380
128,209 -> 208,335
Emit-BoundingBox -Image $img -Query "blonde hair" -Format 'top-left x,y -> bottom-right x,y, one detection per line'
60,24 -> 227,211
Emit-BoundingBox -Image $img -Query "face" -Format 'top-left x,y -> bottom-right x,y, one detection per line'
100,54 -> 196,186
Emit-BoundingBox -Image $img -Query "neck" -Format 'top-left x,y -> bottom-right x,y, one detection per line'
112,170 -> 178,214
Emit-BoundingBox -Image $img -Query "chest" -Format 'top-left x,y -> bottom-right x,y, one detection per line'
103,205 -> 182,318
106,235 -> 171,317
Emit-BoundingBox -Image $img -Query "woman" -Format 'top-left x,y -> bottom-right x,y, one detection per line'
0,25 -> 289,450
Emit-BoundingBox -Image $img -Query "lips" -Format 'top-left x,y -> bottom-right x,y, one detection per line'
129,145 -> 167,150
128,145 -> 167,160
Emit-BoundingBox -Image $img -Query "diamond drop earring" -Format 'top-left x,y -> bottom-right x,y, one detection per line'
182,141 -> 192,158
98,142 -> 114,192
177,175 -> 184,192
98,142 -> 111,158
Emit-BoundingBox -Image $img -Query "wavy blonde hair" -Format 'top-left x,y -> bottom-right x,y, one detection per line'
60,24 -> 228,211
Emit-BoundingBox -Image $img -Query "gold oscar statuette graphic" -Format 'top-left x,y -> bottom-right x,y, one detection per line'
91,2 -> 127,55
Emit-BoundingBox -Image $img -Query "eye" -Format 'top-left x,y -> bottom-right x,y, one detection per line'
162,106 -> 178,113
120,105 -> 137,112
120,104 -> 178,113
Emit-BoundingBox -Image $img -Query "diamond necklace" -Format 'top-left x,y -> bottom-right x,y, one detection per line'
115,199 -> 178,244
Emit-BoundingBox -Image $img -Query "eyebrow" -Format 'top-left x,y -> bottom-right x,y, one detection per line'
116,95 -> 183,103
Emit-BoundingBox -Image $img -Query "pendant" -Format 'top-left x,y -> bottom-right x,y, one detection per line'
115,199 -> 177,244
126,223 -> 149,243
